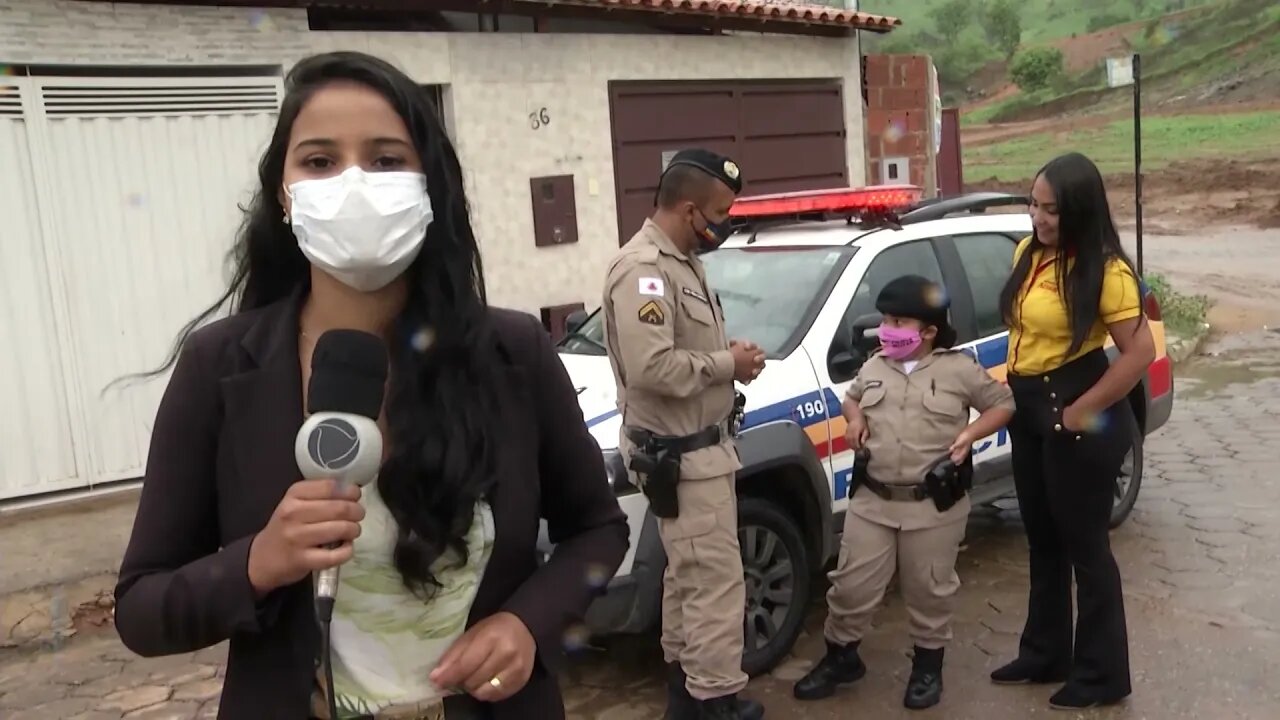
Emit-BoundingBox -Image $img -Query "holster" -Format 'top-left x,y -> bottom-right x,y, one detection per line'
923,454 -> 971,513
848,448 -> 871,500
624,422 -> 725,519
627,441 -> 682,519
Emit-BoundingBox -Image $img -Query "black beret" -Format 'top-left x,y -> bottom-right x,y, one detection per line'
663,148 -> 744,194
876,275 -> 958,348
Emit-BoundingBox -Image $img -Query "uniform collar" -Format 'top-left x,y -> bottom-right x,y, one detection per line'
642,218 -> 691,261
886,346 -> 950,374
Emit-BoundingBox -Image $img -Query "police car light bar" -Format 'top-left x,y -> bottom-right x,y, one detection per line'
730,185 -> 924,219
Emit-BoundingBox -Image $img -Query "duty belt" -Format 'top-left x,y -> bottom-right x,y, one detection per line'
861,475 -> 930,502
624,424 -> 723,453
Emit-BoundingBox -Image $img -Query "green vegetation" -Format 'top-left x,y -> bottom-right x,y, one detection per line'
961,0 -> 1280,124
1009,47 -> 1065,92
863,0 -> 1212,45
1144,272 -> 1210,338
965,110 -> 1280,180
862,0 -> 1215,104
984,0 -> 1023,59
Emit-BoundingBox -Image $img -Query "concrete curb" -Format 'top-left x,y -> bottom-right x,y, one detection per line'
1168,325 -> 1212,364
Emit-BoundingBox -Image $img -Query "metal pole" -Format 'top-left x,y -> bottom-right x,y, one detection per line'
1134,53 -> 1143,276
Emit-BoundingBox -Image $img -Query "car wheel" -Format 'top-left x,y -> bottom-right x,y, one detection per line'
1109,408 -> 1144,528
738,497 -> 811,677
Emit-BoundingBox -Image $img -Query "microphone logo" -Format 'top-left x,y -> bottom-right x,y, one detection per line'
306,418 -> 361,471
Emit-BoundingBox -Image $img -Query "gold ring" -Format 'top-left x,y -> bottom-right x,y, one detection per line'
488,676 -> 502,689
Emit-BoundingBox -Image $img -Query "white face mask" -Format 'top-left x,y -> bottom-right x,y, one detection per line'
286,166 -> 433,292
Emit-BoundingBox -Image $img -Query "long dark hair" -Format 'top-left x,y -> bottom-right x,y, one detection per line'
141,52 -> 501,597
999,152 -> 1140,355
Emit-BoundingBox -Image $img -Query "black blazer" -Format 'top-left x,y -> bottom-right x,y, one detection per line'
114,292 -> 630,719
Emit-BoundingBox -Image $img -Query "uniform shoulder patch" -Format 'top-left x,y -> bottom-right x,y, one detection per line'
638,300 -> 666,326
638,276 -> 665,297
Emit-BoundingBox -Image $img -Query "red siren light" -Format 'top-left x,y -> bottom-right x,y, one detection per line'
729,185 -> 924,219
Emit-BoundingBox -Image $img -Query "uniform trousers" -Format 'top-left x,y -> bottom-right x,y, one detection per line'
1007,349 -> 1132,699
825,502 -> 967,650
658,473 -> 749,700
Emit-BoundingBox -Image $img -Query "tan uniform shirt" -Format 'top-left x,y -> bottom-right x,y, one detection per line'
603,219 -> 740,480
845,348 -> 1015,530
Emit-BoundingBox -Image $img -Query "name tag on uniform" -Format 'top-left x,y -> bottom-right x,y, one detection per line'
681,287 -> 710,304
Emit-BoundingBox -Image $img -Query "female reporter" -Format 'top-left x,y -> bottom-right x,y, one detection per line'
114,51 -> 629,720
990,152 -> 1154,710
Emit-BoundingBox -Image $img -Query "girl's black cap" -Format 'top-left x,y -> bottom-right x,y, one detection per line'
875,275 -> 958,349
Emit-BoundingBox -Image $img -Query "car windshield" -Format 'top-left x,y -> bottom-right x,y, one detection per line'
560,246 -> 856,358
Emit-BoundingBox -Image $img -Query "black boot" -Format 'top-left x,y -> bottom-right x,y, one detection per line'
697,693 -> 764,720
665,664 -> 763,720
793,640 -> 867,700
904,646 -> 944,710
664,663 -> 699,720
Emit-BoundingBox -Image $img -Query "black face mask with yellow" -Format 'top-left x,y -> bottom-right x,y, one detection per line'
693,207 -> 733,254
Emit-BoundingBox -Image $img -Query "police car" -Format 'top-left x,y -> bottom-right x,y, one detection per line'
553,187 -> 1175,675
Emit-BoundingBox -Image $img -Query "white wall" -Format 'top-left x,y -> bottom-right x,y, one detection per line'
0,0 -> 866,314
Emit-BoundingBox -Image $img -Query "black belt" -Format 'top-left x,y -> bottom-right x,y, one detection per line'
625,424 -> 723,453
861,475 -> 930,502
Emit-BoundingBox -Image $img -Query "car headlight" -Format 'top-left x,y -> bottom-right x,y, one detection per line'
603,449 -> 638,496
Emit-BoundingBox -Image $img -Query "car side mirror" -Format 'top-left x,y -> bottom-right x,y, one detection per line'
566,309 -> 588,334
850,312 -> 883,352
829,349 -> 863,380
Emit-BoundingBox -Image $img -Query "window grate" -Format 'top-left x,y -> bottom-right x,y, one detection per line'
0,84 -> 21,118
39,81 -> 281,118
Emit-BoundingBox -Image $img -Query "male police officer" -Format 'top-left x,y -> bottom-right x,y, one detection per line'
602,149 -> 767,720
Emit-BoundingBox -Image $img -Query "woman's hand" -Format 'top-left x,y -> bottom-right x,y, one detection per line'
845,416 -> 869,451
1062,403 -> 1091,433
430,612 -> 537,703
948,429 -> 977,465
246,479 -> 365,597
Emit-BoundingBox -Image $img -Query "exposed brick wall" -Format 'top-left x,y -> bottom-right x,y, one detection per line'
864,53 -> 936,194
0,1 -> 314,65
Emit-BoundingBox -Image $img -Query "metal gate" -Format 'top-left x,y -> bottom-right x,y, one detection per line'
0,72 -> 283,501
608,79 -> 848,246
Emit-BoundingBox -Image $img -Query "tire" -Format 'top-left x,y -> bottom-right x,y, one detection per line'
1109,408 -> 1144,528
738,497 -> 812,677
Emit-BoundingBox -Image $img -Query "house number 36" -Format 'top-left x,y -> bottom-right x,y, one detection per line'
529,107 -> 550,130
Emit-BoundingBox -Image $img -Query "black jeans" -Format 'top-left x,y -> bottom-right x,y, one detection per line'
1007,349 -> 1132,699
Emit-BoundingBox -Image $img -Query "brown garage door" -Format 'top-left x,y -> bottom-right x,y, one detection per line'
608,79 -> 848,246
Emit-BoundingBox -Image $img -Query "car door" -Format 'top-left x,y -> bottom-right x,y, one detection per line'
939,231 -> 1023,485
819,239 -> 947,504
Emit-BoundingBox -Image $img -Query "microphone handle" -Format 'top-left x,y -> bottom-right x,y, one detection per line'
317,564 -> 341,600
315,476 -> 359,601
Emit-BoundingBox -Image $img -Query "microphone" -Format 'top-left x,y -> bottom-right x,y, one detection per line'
294,329 -> 388,605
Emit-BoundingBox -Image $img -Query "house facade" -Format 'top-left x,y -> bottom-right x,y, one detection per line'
0,0 -> 898,500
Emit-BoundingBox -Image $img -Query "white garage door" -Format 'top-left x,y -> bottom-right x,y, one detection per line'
0,80 -> 83,500
0,72 -> 283,500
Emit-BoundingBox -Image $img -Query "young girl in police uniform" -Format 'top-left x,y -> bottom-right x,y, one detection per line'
794,275 -> 1014,710
990,152 -> 1154,710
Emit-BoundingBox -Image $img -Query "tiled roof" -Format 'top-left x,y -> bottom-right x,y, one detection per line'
551,1 -> 902,32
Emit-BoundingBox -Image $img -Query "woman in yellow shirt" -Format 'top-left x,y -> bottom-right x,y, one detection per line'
989,152 -> 1155,710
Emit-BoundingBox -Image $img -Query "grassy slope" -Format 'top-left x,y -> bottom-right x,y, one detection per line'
965,110 -> 1280,181
862,0 -> 1215,44
960,0 -> 1280,123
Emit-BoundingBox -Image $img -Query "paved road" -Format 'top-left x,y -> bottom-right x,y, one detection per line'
4,328 -> 1280,718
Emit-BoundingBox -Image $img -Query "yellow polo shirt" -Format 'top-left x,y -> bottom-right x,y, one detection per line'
1007,236 -> 1142,376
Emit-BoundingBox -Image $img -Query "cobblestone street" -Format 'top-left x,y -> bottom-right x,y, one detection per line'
4,330 -> 1280,719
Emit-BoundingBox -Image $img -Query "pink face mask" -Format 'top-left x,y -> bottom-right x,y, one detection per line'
878,324 -> 923,360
